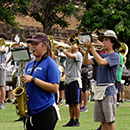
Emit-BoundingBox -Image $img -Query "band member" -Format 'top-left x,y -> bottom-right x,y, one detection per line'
58,37 -> 83,127
0,33 -> 8,109
21,34 -> 61,130
79,48 -> 89,112
83,30 -> 121,130
58,64 -> 66,105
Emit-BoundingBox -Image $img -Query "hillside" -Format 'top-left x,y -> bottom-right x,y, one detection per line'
15,15 -> 80,30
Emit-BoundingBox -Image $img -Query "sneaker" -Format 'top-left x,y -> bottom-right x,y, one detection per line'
14,117 -> 23,122
0,103 -> 5,109
121,100 -> 124,103
58,100 -> 62,105
80,106 -> 88,112
4,100 -> 7,103
62,120 -> 75,127
63,104 -> 69,107
116,103 -> 119,108
7,99 -> 12,103
74,121 -> 80,127
120,100 -> 124,103
97,125 -> 102,130
12,101 -> 16,104
80,106 -> 84,110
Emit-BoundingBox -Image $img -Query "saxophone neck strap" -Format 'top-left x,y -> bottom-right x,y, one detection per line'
30,53 -> 48,76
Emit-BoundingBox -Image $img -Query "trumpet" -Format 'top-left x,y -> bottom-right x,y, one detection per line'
0,38 -> 26,51
53,40 -> 71,55
0,38 -> 14,51
80,42 -> 104,51
48,35 -> 71,54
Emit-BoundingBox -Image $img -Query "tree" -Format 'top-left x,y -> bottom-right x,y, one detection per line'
0,0 -> 83,34
0,0 -> 17,27
0,0 -> 32,28
79,0 -> 130,67
21,0 -> 82,35
8,0 -> 82,35
80,0 -> 130,42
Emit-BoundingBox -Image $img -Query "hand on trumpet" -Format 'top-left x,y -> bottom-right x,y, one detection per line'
84,39 -> 93,51
57,46 -> 64,52
82,39 -> 104,51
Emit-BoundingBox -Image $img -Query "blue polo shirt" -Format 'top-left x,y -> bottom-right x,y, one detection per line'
25,56 -> 61,116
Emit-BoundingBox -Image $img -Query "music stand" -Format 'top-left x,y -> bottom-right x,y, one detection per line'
11,47 -> 31,62
80,32 -> 93,43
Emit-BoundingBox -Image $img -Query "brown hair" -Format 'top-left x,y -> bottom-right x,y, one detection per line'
109,37 -> 116,50
0,33 -> 8,40
42,36 -> 52,58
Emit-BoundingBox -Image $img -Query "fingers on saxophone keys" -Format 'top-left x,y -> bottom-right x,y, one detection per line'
21,75 -> 25,83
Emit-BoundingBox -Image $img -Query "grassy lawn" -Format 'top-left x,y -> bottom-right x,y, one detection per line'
0,101 -> 130,130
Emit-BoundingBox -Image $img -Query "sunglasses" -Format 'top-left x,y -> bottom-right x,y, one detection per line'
69,42 -> 74,45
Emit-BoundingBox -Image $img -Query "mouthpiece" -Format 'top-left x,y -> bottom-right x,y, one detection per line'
30,50 -> 34,54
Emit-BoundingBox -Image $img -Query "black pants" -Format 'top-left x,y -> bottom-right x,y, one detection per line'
25,106 -> 57,130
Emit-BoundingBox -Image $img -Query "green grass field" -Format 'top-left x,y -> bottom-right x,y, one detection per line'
0,101 -> 130,130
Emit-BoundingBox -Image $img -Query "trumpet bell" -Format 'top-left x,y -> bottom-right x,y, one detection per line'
119,42 -> 128,64
48,35 -> 71,54
0,38 -> 17,51
53,40 -> 71,54
119,42 -> 128,58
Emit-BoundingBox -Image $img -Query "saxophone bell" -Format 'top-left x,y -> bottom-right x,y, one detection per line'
13,87 -> 28,117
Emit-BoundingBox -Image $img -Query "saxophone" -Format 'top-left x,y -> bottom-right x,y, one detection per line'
13,61 -> 28,117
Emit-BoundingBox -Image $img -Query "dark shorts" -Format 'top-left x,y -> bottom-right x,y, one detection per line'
115,80 -> 121,93
65,80 -> 81,104
59,81 -> 65,91
81,72 -> 89,92
25,105 -> 57,130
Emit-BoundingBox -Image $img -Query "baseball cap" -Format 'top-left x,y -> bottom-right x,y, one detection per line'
26,34 -> 50,44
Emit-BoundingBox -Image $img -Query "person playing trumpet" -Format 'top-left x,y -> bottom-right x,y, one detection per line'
57,37 -> 83,127
83,30 -> 121,130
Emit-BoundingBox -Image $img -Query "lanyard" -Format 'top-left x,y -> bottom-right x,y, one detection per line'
30,53 -> 48,75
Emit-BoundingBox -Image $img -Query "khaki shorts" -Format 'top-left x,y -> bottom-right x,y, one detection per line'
0,69 -> 6,86
94,95 -> 117,123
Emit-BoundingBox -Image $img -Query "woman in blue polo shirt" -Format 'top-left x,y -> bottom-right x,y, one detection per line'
21,34 -> 61,130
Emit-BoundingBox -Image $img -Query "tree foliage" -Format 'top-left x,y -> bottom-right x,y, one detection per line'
0,0 -> 17,27
0,0 -> 32,28
4,0 -> 82,34
80,0 -> 130,44
0,0 -> 83,34
80,0 -> 130,67
22,0 -> 82,34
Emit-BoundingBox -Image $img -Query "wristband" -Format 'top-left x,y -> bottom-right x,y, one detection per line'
60,48 -> 64,52
31,77 -> 36,83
